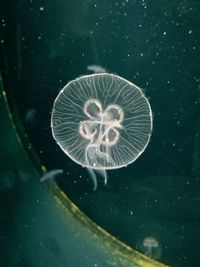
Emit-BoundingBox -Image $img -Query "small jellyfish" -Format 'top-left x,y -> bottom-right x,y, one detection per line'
24,108 -> 37,127
140,236 -> 162,259
0,171 -> 16,191
40,169 -> 64,182
87,65 -> 107,74
51,73 -> 153,190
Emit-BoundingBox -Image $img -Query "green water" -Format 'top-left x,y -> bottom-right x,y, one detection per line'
1,0 -> 200,266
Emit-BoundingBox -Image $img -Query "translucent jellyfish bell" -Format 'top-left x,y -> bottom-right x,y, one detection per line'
140,236 -> 162,259
51,73 -> 153,190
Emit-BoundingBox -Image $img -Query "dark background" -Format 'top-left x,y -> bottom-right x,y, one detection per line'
1,0 -> 200,266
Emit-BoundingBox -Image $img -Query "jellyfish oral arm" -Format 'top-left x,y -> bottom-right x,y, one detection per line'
86,167 -> 97,191
80,99 -> 125,189
80,99 -> 124,163
86,167 -> 107,191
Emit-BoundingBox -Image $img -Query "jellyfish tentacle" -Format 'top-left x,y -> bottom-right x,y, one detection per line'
86,168 -> 97,191
94,168 -> 107,185
86,167 -> 107,191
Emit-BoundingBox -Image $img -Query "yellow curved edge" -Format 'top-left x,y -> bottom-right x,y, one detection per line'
1,73 -> 171,267
51,181 -> 171,267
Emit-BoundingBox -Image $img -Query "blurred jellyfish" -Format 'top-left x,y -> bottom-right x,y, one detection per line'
87,65 -> 107,74
24,108 -> 37,127
51,73 -> 153,190
40,169 -> 64,182
139,236 -> 162,260
0,171 -> 16,191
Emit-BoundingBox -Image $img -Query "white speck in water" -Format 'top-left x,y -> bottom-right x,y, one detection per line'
129,210 -> 134,216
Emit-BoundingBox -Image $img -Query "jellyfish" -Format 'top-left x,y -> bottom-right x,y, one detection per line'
51,73 -> 153,190
24,108 -> 37,127
40,169 -> 64,182
140,236 -> 162,259
87,64 -> 107,74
